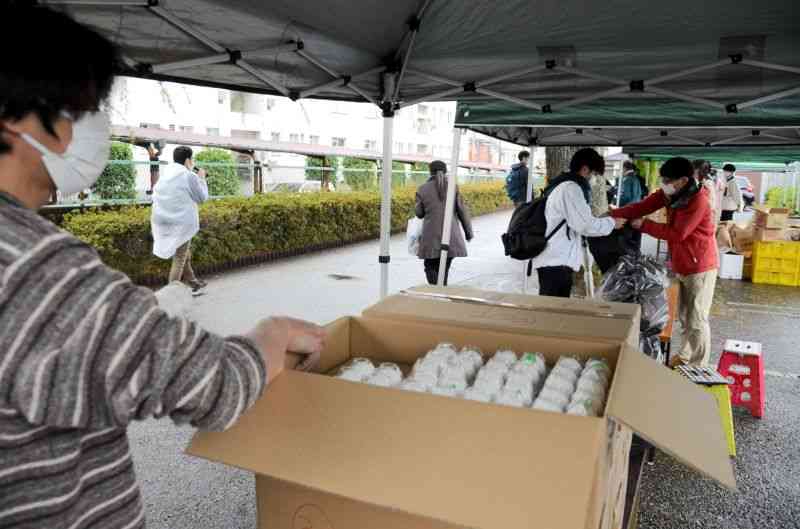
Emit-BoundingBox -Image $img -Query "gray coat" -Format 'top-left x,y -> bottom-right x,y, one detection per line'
415,178 -> 474,259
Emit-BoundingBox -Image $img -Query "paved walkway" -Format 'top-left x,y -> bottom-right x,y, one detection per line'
127,210 -> 799,529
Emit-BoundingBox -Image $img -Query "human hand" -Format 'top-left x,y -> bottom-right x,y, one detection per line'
197,168 -> 207,179
246,317 -> 326,384
631,218 -> 644,230
613,217 -> 628,230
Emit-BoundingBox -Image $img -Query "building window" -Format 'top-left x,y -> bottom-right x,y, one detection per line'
168,124 -> 175,131
231,129 -> 260,139
416,118 -> 430,134
139,122 -> 160,129
179,125 -> 194,133
206,127 -> 220,136
309,135 -> 320,145
417,144 -> 429,154
271,132 -> 281,142
331,137 -> 346,147
364,140 -> 377,150
218,91 -> 226,104
289,133 -> 300,143
418,104 -> 428,116
266,98 -> 276,110
230,92 -> 245,113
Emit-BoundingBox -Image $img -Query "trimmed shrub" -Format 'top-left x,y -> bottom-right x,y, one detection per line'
92,142 -> 136,199
195,148 -> 241,196
62,183 -> 510,284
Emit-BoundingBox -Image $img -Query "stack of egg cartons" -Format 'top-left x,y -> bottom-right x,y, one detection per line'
566,359 -> 611,416
468,349 -> 515,403
532,356 -> 583,413
336,357 -> 376,382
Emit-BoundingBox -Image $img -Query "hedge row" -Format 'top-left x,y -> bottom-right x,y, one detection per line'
63,183 -> 511,284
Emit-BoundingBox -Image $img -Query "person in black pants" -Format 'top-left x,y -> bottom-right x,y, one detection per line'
423,257 -> 454,286
537,265 -> 575,297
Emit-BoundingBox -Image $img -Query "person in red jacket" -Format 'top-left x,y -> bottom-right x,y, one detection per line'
610,157 -> 718,367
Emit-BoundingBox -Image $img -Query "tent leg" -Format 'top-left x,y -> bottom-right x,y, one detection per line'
437,127 -> 463,286
379,113 -> 394,299
522,142 -> 536,294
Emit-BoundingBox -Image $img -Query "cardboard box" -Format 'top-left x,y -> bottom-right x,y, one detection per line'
754,226 -> 786,242
730,224 -> 754,256
719,253 -> 745,280
754,205 -> 790,229
187,290 -> 735,529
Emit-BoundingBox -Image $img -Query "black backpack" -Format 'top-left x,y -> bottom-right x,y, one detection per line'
501,175 -> 582,260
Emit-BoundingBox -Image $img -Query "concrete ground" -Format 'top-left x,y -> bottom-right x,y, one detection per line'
128,210 -> 800,529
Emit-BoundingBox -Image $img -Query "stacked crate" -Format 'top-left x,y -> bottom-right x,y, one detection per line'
752,241 -> 800,286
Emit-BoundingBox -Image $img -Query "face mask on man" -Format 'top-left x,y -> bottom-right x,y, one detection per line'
20,111 -> 111,195
661,182 -> 678,196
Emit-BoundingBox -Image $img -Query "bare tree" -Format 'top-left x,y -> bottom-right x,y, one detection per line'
545,146 -> 579,184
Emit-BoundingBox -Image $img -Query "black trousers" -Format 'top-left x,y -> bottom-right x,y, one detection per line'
424,257 -> 454,286
720,210 -> 734,222
537,266 -> 574,298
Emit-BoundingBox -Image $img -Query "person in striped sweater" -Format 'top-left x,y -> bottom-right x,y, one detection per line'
0,6 -> 325,529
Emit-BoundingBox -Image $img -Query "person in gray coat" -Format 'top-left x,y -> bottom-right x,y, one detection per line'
415,160 -> 474,285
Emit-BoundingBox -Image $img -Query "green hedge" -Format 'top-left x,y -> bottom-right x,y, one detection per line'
63,183 -> 511,284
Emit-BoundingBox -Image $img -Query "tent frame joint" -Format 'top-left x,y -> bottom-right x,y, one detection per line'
630,80 -> 645,92
288,90 -> 300,101
407,14 -> 422,32
227,49 -> 242,65
726,103 -> 738,114
545,60 -> 557,69
729,53 -> 744,65
463,81 -> 477,93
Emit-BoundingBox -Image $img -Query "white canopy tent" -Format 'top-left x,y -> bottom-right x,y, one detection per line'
45,0 -> 800,297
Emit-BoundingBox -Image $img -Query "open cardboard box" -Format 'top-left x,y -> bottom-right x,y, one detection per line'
188,289 -> 735,529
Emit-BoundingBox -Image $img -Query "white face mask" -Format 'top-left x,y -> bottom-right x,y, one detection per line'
20,111 -> 111,195
661,183 -> 677,196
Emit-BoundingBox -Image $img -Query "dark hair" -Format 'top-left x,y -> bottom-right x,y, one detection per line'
518,150 -> 530,161
623,161 -> 636,172
173,146 -> 194,165
723,163 -> 736,173
570,148 -> 605,175
660,157 -> 694,182
429,160 -> 447,175
692,159 -> 712,180
0,5 -> 118,154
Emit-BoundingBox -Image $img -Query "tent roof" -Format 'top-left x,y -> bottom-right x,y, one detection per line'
50,0 -> 800,144
623,146 -> 800,169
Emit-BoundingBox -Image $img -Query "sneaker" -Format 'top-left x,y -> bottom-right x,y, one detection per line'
187,279 -> 206,292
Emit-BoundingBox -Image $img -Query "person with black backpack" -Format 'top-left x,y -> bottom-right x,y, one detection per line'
505,150 -> 530,206
530,149 -> 626,297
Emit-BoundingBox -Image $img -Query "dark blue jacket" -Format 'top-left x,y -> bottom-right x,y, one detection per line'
505,163 -> 529,203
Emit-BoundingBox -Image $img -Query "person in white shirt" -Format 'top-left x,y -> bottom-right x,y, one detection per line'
151,145 -> 209,291
720,163 -> 743,222
532,148 -> 627,297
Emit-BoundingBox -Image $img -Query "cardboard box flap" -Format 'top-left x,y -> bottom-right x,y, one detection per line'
188,371 -> 608,529
363,287 -> 639,343
606,346 -> 736,490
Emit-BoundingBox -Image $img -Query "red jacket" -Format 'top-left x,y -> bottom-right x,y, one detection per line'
610,187 -> 718,276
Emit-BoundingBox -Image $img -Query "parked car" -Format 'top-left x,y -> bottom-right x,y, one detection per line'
737,176 -> 755,207
265,181 -> 323,193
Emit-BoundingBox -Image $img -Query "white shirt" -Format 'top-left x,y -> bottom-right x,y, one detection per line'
531,181 -> 615,271
151,163 -> 209,259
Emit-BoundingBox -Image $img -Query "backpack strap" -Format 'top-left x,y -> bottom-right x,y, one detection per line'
545,219 -> 567,240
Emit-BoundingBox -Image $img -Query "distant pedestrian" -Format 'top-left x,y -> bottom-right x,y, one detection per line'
151,145 -> 209,291
720,163 -> 743,222
415,160 -> 474,285
619,161 -> 645,207
505,150 -> 530,206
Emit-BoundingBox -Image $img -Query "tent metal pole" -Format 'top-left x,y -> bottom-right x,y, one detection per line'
149,5 -> 226,52
646,86 -> 725,110
668,134 -> 707,146
479,64 -> 549,87
437,127 -> 463,286
552,86 -> 627,111
296,49 -> 377,104
738,86 -> 800,111
554,66 -> 627,86
740,59 -> 800,76
476,88 -> 543,111
151,53 -> 231,74
400,86 -> 464,108
405,68 -> 462,87
645,58 -> 731,85
40,0 -> 148,4
299,66 -> 386,99
237,60 -> 291,96
393,0 -> 435,101
379,112 -> 394,298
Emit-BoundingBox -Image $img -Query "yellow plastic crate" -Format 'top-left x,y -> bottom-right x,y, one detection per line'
752,241 -> 800,286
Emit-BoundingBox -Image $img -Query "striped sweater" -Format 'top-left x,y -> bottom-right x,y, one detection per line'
0,195 -> 267,529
